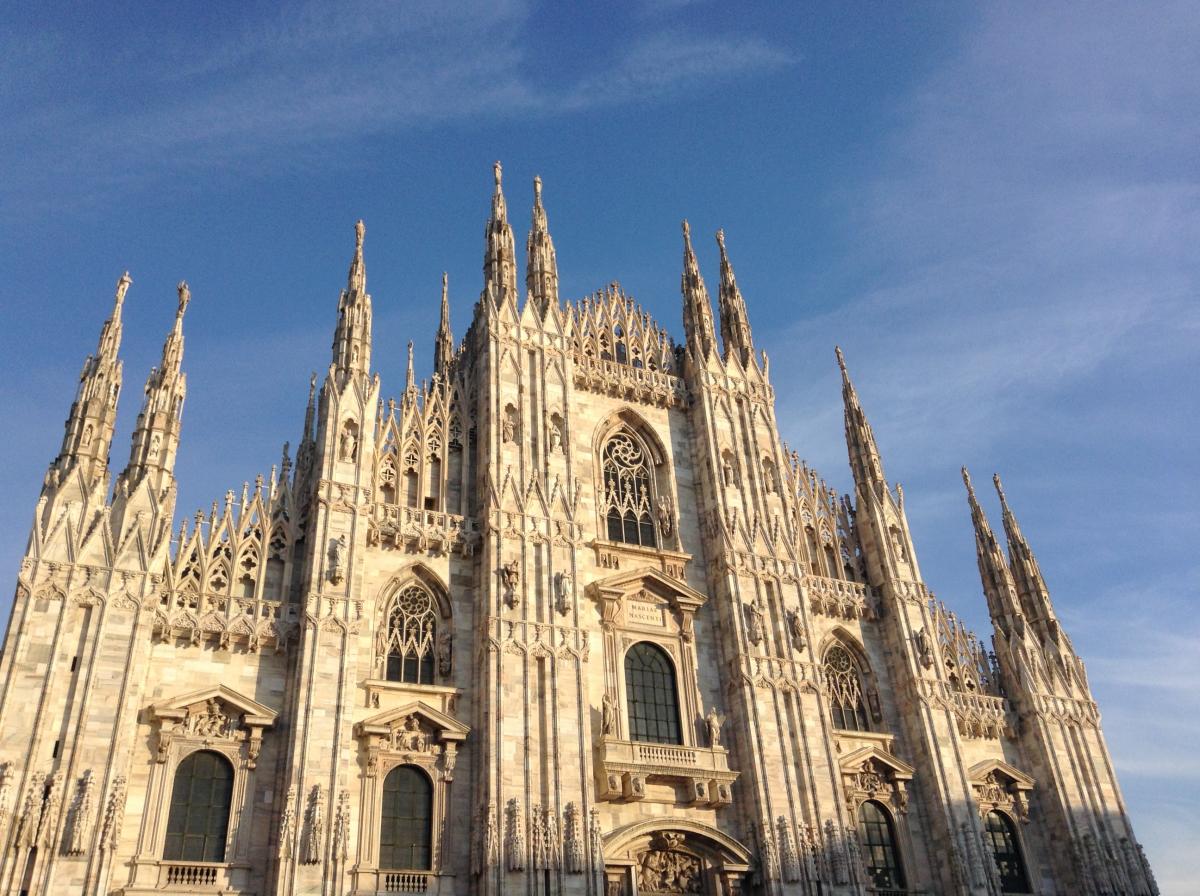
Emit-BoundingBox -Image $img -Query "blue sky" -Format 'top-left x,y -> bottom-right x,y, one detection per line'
1,1 -> 1196,888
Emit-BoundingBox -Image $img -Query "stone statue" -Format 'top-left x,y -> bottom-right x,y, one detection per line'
328,535 -> 348,585
339,425 -> 357,462
501,560 -> 520,607
745,599 -> 765,645
601,693 -> 617,737
555,570 -> 572,616
787,608 -> 806,652
657,495 -> 674,537
705,707 -> 723,747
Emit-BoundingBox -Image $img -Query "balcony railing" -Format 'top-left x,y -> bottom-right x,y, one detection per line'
163,863 -> 220,886
382,871 -> 434,892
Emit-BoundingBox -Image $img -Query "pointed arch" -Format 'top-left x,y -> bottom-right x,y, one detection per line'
820,630 -> 874,732
377,565 -> 452,685
593,409 -> 673,550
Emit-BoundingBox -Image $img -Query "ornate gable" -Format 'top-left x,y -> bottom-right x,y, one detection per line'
149,684 -> 277,768
354,701 -> 469,782
968,759 -> 1034,821
838,745 -> 915,817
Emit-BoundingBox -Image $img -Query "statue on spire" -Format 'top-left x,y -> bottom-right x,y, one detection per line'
715,228 -> 755,367
526,174 -> 559,315
680,219 -> 716,360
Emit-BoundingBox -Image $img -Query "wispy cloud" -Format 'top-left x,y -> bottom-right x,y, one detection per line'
763,5 -> 1199,884
0,2 -> 790,214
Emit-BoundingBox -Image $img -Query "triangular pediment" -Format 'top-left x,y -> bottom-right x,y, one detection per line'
587,566 -> 707,610
152,683 -> 277,727
969,758 -> 1035,791
358,700 -> 469,741
839,745 -> 915,781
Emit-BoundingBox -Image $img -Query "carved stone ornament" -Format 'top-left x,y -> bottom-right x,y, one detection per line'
328,534 -> 348,585
302,784 -> 324,865
501,560 -> 520,608
354,701 -> 469,784
506,797 -> 526,871
638,832 -> 703,894
744,599 -> 765,646
149,684 -> 276,769
839,747 -> 914,818
968,760 -> 1035,823
786,608 -> 806,653
555,570 -> 573,616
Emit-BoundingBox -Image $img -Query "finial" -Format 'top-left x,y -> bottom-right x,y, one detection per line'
716,228 -> 726,251
115,271 -> 132,307
682,219 -> 691,240
355,219 -> 365,250
533,175 -> 542,204
442,271 -> 448,297
406,340 -> 415,389
961,466 -> 977,500
992,473 -> 1009,509
494,161 -> 502,187
176,281 -> 190,317
835,345 -> 847,375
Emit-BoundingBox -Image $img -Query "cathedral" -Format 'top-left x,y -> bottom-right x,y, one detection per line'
0,163 -> 1156,896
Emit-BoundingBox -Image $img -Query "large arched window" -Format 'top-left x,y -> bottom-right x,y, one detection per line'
823,644 -> 870,731
384,585 -> 437,684
602,432 -> 657,548
624,642 -> 681,744
380,765 -> 433,871
984,811 -> 1031,893
163,750 -> 233,862
858,800 -> 906,890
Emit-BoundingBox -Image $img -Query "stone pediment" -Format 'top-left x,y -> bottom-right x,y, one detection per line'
968,758 -> 1035,790
839,745 -> 915,781
356,701 -> 469,743
150,683 -> 277,728
588,567 -> 707,612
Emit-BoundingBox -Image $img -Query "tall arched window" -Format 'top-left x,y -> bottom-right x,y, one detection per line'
163,750 -> 233,862
823,644 -> 870,731
602,432 -> 657,548
384,585 -> 437,684
858,800 -> 906,890
380,765 -> 433,871
984,811 -> 1031,893
624,642 -> 681,744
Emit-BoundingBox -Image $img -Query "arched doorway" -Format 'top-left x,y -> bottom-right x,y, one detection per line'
603,821 -> 751,895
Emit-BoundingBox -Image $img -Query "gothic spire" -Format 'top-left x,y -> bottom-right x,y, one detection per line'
715,229 -> 754,367
680,220 -> 717,359
116,281 -> 190,493
525,174 -> 559,315
962,467 -> 1024,636
47,272 -> 130,490
331,219 -> 372,384
837,347 -> 887,498
405,340 -> 416,398
483,161 -> 518,306
994,473 -> 1061,637
434,272 -> 454,376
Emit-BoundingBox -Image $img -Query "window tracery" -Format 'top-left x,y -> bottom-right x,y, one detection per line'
602,433 -> 657,548
823,644 -> 870,731
384,586 -> 437,685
